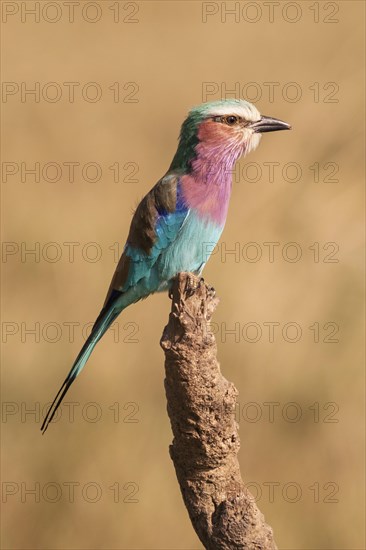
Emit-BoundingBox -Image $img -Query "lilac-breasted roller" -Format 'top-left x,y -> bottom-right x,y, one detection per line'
41,99 -> 291,433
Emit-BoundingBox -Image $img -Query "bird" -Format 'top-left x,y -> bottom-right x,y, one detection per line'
41,99 -> 291,434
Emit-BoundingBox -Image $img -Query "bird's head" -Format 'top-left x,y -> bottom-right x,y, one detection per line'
170,99 -> 291,173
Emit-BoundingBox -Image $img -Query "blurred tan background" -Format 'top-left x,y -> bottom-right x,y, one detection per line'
1,1 -> 365,549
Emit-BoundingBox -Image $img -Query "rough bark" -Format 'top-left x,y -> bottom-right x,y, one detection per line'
160,273 -> 277,550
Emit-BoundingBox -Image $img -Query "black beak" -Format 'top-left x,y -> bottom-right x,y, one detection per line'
249,115 -> 291,133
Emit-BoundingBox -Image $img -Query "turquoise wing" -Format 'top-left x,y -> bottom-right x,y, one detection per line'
104,173 -> 189,303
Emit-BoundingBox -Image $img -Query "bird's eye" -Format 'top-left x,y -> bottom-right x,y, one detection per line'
224,115 -> 239,125
212,115 -> 242,125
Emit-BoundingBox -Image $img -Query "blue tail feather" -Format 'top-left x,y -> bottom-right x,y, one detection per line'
40,303 -> 121,434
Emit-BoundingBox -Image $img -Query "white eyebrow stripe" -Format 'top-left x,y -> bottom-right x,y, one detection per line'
205,102 -> 260,122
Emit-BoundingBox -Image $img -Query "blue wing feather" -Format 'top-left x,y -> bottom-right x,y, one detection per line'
120,177 -> 190,293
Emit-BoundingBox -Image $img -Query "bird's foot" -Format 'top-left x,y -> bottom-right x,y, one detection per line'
198,275 -> 216,296
207,284 -> 216,299
185,273 -> 201,297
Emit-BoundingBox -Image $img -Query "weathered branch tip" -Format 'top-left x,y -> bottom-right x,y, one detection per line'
160,272 -> 277,550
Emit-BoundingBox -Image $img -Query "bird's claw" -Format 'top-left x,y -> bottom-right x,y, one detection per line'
185,274 -> 201,296
207,285 -> 216,298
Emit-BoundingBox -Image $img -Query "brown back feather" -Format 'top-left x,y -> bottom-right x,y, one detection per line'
103,174 -> 179,306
